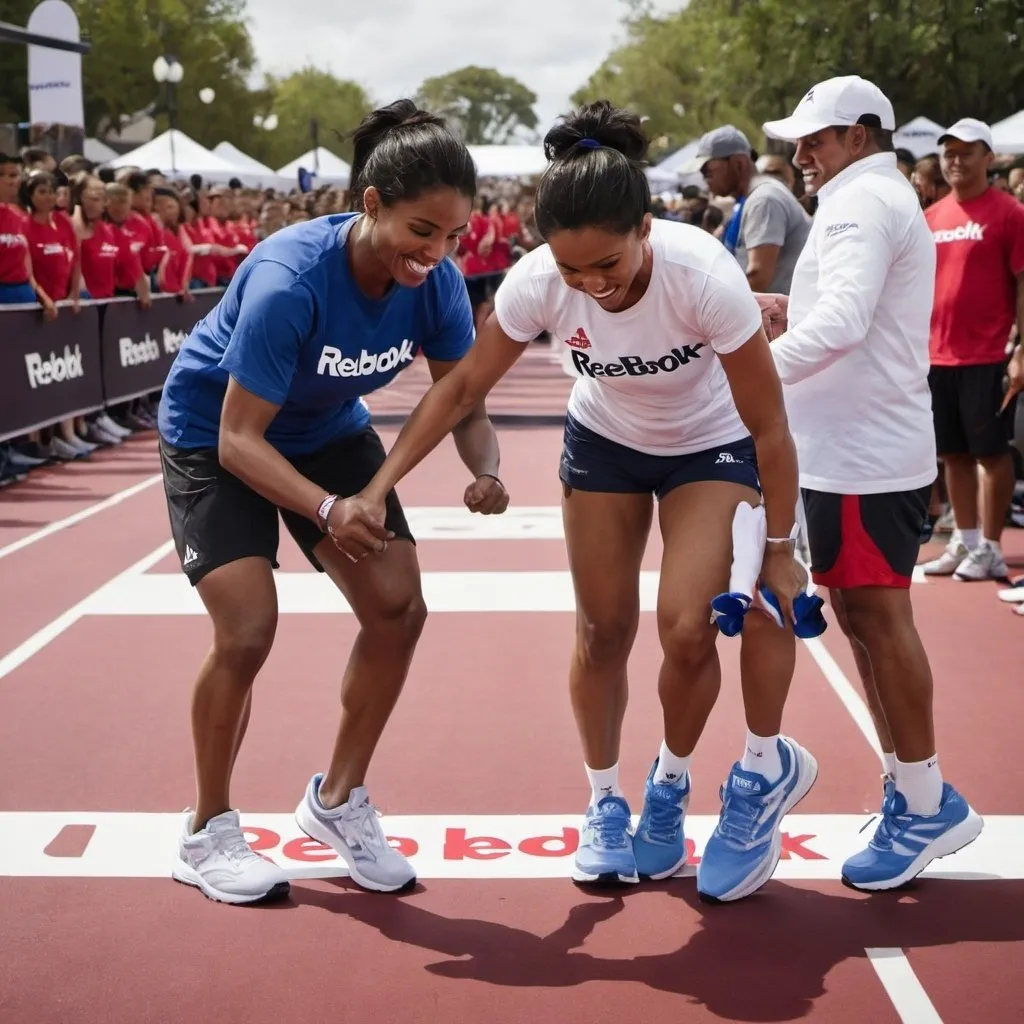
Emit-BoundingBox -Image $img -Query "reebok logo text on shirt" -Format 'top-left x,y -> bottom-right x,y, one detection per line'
933,221 -> 985,243
571,343 -> 704,379
317,338 -> 415,378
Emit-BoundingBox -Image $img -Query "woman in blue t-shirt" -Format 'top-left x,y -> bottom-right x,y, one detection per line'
158,99 -> 508,906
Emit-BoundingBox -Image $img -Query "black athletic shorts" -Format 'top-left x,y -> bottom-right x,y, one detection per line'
928,362 -> 1017,459
560,413 -> 761,498
801,485 -> 931,590
159,426 -> 414,587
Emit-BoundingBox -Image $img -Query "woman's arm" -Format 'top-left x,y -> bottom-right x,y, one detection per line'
363,311 -> 526,503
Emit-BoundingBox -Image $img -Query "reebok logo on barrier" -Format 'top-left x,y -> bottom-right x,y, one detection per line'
24,345 -> 84,389
317,339 -> 415,378
572,343 -> 704,379
119,334 -> 161,367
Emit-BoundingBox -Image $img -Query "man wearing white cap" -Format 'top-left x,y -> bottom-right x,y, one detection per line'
760,75 -> 983,892
921,117 -> 1024,583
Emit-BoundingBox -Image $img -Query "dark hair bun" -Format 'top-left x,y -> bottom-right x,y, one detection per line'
543,100 -> 650,164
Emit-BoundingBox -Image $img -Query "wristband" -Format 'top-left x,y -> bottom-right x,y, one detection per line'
477,473 -> 503,485
767,524 -> 800,545
316,493 -> 339,533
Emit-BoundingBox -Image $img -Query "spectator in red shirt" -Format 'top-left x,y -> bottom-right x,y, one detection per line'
0,152 -> 35,305
922,119 -> 1024,582
115,169 -> 166,277
104,183 -> 151,306
202,187 -> 247,284
20,170 -> 80,316
70,171 -> 118,299
152,187 -> 194,301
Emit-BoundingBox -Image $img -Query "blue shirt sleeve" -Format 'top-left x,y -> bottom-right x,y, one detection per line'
218,260 -> 315,405
420,261 -> 474,362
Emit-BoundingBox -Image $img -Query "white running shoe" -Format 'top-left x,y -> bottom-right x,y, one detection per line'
921,538 -> 968,576
953,541 -> 1008,582
996,582 -> 1024,604
172,809 -> 291,904
295,774 -> 416,892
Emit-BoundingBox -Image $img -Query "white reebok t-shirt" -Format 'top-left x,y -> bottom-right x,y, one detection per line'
493,219 -> 763,456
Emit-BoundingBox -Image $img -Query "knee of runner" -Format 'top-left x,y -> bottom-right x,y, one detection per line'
365,588 -> 428,645
212,616 -> 278,678
657,610 -> 717,669
575,613 -> 637,667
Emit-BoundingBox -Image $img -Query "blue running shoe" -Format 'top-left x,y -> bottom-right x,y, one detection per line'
633,759 -> 691,880
842,782 -> 983,891
697,736 -> 818,903
571,795 -> 639,885
710,592 -> 752,637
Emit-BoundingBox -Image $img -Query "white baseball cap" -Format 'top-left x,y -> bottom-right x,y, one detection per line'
763,75 -> 896,142
938,117 -> 993,150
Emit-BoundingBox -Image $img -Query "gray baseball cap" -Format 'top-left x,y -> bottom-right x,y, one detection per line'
681,125 -> 753,174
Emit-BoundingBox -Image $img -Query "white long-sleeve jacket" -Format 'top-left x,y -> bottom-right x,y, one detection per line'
771,152 -> 938,495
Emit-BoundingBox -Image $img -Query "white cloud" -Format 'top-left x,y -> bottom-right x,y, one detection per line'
243,0 -> 684,134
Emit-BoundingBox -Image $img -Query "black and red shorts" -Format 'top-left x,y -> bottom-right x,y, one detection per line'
801,485 -> 932,590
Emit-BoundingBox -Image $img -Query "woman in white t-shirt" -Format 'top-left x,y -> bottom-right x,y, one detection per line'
341,101 -> 817,903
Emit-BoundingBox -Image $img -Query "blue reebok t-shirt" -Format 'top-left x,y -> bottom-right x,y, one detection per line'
158,213 -> 474,456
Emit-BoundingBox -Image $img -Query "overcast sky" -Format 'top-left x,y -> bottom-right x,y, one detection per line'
244,0 -> 685,134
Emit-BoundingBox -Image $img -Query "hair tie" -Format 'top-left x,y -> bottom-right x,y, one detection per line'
577,138 -> 601,150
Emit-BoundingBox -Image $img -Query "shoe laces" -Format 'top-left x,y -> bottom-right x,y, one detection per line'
346,798 -> 390,852
715,786 -> 761,847
589,802 -> 630,850
219,827 -> 263,865
643,785 -> 684,844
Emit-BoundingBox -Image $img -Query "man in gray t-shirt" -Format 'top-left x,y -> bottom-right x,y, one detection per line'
684,125 -> 811,294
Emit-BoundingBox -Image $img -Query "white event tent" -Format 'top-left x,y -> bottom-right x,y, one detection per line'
893,116 -> 945,158
467,144 -> 547,178
276,147 -> 351,187
106,129 -> 260,185
992,110 -> 1024,154
212,141 -> 291,189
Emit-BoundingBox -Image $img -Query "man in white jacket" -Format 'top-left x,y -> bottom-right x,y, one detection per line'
762,76 -> 983,891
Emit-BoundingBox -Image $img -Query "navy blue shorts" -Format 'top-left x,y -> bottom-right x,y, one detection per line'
559,414 -> 761,499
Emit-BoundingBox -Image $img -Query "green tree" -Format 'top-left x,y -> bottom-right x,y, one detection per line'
0,0 -> 264,154
259,66 -> 373,170
415,66 -> 538,144
573,0 -> 1024,156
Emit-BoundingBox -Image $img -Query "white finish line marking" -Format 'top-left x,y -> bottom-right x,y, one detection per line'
866,948 -> 944,1023
1,812 -> 1017,881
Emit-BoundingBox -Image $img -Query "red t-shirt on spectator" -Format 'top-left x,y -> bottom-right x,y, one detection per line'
23,213 -> 78,301
183,220 -> 218,287
120,211 -> 166,274
927,187 -> 1024,367
79,220 -> 119,299
202,216 -> 239,282
159,226 -> 189,294
0,204 -> 30,284
109,220 -> 145,292
461,211 -> 494,277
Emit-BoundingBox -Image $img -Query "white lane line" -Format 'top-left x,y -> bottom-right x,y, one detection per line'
0,540 -> 174,683
866,948 -> 943,1023
0,473 -> 161,562
802,635 -> 884,763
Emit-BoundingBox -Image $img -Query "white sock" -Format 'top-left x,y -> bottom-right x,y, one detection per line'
585,763 -> 623,805
741,730 -> 783,783
957,528 -> 980,550
895,754 -> 943,816
729,503 -> 767,598
653,741 -> 691,786
882,752 -> 897,777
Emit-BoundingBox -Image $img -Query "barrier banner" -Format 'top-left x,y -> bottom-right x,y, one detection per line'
100,290 -> 221,404
0,305 -> 104,441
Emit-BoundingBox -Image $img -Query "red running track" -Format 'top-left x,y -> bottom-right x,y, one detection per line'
1,427 -> 1022,1024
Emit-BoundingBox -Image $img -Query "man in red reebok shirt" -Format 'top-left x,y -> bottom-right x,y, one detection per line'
922,118 -> 1024,582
